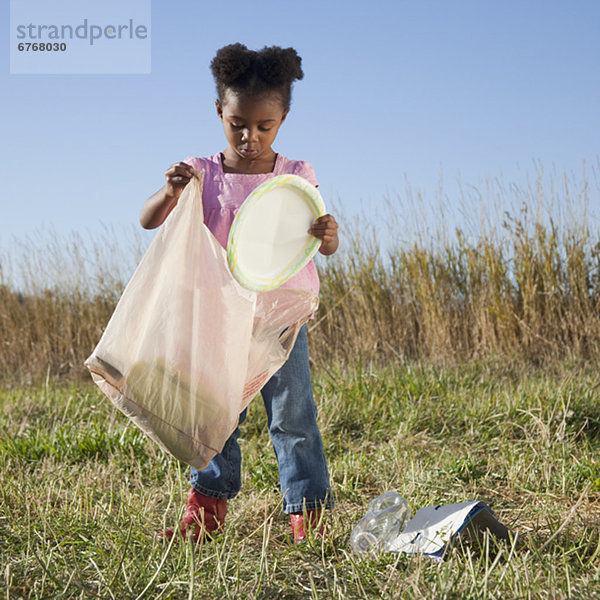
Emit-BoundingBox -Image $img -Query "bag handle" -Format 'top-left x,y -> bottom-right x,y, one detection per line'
176,168 -> 205,222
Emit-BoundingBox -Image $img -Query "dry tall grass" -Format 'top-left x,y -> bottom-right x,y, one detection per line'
311,166 -> 600,366
0,226 -> 147,382
1,167 -> 599,382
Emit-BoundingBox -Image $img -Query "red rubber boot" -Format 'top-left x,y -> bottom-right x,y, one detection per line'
290,509 -> 325,543
159,488 -> 227,543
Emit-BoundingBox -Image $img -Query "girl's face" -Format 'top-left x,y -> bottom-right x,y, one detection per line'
217,89 -> 288,167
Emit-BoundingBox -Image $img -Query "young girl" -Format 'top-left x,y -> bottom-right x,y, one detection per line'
140,44 -> 339,543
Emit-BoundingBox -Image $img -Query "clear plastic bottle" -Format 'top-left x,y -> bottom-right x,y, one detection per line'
350,491 -> 411,556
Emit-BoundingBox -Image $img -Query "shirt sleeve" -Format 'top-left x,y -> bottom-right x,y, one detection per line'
183,156 -> 204,172
293,160 -> 319,187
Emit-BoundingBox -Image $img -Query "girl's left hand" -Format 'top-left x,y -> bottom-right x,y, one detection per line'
309,214 -> 339,255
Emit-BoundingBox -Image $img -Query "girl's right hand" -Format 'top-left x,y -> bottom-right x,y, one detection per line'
140,162 -> 195,229
165,162 -> 195,199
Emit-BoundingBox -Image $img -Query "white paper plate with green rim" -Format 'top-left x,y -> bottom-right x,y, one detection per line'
227,174 -> 326,292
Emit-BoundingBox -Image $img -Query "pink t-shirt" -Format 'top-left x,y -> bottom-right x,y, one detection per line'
184,153 -> 320,295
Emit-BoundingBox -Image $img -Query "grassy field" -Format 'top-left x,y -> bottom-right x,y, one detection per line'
1,361 -> 599,599
1,168 -> 599,597
1,167 -> 600,381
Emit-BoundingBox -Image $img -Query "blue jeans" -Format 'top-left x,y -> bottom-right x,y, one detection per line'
190,325 -> 334,513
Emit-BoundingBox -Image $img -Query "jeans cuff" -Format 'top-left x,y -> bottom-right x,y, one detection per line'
284,497 -> 334,514
190,482 -> 239,500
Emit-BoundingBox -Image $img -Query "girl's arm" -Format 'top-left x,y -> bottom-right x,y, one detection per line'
310,214 -> 339,256
140,162 -> 195,229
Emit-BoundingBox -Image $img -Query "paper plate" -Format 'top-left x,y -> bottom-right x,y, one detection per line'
227,174 -> 326,291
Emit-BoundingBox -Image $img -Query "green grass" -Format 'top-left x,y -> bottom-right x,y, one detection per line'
1,362 -> 599,599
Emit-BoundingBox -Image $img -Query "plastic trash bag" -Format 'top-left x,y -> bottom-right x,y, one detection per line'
85,170 -> 318,470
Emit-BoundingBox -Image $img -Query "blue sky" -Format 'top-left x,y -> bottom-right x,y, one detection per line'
2,0 -> 599,250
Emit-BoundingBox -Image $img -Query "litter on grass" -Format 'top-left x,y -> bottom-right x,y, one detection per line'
351,492 -> 513,560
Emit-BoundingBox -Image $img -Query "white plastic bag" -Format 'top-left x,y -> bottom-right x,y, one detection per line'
85,170 -> 318,469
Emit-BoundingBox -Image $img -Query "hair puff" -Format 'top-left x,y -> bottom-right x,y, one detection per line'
211,44 -> 304,110
257,46 -> 303,85
210,43 -> 255,87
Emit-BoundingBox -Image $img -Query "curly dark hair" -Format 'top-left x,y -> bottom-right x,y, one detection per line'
210,44 -> 304,110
